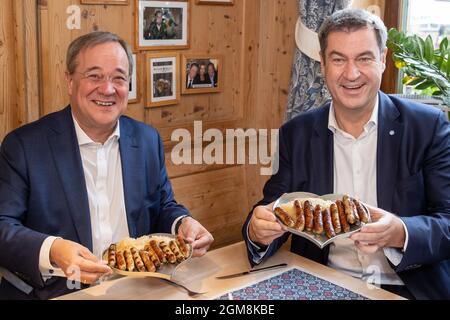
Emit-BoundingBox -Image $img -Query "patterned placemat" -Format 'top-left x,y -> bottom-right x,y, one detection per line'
216,268 -> 368,300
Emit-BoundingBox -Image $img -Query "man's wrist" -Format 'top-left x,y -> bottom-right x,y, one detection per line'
174,215 -> 189,234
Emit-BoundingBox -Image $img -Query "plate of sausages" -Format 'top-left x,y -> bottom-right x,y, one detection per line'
103,233 -> 193,280
273,192 -> 371,249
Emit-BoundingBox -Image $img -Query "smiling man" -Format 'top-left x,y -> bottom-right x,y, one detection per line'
0,31 -> 213,300
243,9 -> 450,299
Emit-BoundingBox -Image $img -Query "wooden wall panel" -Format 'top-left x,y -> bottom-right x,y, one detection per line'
171,166 -> 248,249
0,0 -> 18,141
14,0 -> 40,127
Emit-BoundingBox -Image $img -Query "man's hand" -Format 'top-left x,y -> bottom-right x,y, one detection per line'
248,201 -> 287,246
50,239 -> 112,284
178,217 -> 214,257
350,204 -> 406,254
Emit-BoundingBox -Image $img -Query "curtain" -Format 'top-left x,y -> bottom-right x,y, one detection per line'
285,0 -> 350,122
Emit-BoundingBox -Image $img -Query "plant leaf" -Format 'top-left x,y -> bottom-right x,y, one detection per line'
424,35 -> 434,63
406,77 -> 425,86
447,52 -> 450,77
439,37 -> 448,53
415,80 -> 435,90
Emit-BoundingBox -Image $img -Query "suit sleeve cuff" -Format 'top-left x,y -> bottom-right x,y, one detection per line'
245,224 -> 269,264
39,236 -> 65,279
399,217 -> 409,252
171,215 -> 188,235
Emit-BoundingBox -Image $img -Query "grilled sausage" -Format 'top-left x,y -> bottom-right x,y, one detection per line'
353,198 -> 369,223
329,203 -> 342,234
293,200 -> 305,231
350,199 -> 361,225
107,244 -> 116,269
313,204 -> 324,234
116,250 -> 126,271
159,241 -> 177,264
303,200 -> 314,232
274,207 -> 295,228
169,240 -> 185,263
322,207 -> 336,239
336,200 -> 350,233
343,195 -> 357,225
139,250 -> 156,272
146,246 -> 161,268
150,240 -> 166,263
123,249 -> 135,272
130,247 -> 146,272
176,236 -> 190,258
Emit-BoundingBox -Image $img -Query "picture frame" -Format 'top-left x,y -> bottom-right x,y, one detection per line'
181,54 -> 222,94
80,0 -> 129,5
145,52 -> 180,107
195,0 -> 233,5
135,0 -> 190,51
128,53 -> 140,103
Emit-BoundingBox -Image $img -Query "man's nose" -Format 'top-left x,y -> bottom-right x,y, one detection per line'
343,60 -> 361,80
97,79 -> 116,95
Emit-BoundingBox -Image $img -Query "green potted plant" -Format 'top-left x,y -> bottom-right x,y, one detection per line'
387,28 -> 450,112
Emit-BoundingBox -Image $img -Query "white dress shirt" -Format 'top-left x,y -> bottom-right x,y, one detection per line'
327,98 -> 406,285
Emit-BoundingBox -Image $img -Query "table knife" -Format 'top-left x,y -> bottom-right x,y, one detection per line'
215,263 -> 288,280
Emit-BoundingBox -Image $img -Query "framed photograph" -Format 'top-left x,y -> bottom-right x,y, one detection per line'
195,0 -> 233,5
146,53 -> 180,107
136,0 -> 190,50
81,0 -> 129,4
181,54 -> 221,94
128,53 -> 140,103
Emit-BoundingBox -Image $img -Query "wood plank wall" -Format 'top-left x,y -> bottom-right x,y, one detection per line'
0,0 -> 384,249
0,0 -> 18,139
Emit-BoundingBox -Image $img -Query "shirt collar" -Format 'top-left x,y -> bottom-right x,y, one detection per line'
328,95 -> 379,135
72,113 -> 120,146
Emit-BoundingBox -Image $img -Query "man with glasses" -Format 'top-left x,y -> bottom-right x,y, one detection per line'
0,31 -> 213,299
243,9 -> 449,299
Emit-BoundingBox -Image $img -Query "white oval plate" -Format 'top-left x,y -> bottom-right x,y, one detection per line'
103,233 -> 193,280
273,192 -> 371,249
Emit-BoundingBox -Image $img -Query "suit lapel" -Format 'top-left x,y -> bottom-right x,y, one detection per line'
47,107 -> 93,250
310,104 -> 334,196
376,92 -> 404,211
118,117 -> 141,238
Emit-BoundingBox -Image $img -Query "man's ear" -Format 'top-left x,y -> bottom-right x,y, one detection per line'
65,71 -> 73,96
320,55 -> 325,75
381,48 -> 388,72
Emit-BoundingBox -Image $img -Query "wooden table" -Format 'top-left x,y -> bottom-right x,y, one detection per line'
56,241 -> 405,300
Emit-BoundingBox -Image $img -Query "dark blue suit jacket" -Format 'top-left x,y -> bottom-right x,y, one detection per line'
243,92 -> 450,299
0,106 -> 189,299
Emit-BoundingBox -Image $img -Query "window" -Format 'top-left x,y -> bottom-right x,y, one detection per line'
405,0 -> 450,49
397,0 -> 450,95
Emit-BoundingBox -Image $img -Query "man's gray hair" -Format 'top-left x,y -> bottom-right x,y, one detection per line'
66,31 -> 133,77
318,8 -> 387,58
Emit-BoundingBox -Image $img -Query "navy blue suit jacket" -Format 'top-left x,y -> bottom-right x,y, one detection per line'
0,106 -> 189,299
243,92 -> 450,299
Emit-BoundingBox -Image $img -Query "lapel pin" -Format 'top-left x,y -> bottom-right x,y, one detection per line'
389,130 -> 395,136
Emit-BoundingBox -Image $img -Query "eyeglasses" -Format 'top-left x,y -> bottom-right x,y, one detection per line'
75,71 -> 130,88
